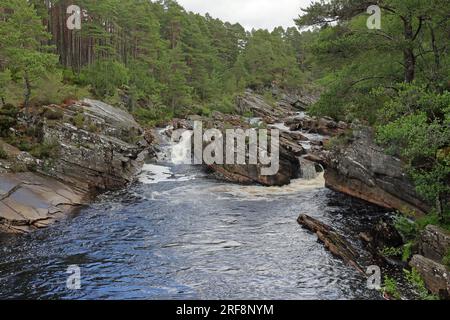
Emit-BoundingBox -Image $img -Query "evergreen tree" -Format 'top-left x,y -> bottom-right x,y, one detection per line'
0,0 -> 58,108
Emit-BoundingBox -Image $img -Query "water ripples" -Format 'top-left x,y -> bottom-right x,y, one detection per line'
0,157 -> 388,300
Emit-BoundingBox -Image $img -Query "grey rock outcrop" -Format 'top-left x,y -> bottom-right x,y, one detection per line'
236,90 -> 297,119
419,225 -> 450,262
0,172 -> 85,233
0,99 -> 149,233
408,226 -> 450,299
410,255 -> 450,299
40,99 -> 148,193
323,127 -> 430,216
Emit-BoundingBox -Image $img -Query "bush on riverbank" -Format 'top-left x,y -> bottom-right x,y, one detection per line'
376,85 -> 450,223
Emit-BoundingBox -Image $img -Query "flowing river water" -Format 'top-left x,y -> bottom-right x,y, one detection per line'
0,127 -> 399,300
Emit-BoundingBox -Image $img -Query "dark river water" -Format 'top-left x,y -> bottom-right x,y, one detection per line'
0,131 -> 395,300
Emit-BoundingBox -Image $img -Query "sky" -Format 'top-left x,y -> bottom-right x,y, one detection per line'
176,0 -> 313,31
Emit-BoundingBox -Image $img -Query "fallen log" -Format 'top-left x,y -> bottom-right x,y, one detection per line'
298,214 -> 365,274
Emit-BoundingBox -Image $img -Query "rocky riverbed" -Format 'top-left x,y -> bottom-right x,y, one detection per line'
0,90 -> 448,299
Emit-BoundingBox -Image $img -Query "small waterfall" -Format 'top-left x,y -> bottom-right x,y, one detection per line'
139,127 -> 195,184
299,159 -> 318,180
171,130 -> 193,165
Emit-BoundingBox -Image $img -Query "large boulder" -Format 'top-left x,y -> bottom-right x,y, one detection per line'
200,110 -> 303,186
39,99 -> 149,193
287,115 -> 348,136
420,225 -> 450,262
324,127 -> 430,216
235,90 -> 296,119
410,255 -> 450,299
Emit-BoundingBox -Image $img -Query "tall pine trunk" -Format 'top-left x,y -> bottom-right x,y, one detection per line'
23,74 -> 31,111
403,17 -> 416,83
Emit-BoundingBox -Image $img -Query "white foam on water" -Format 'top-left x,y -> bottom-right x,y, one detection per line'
248,117 -> 263,126
171,130 -> 193,165
139,164 -> 194,185
207,172 -> 326,201
300,142 -> 312,150
270,123 -> 291,132
301,131 -> 326,142
296,111 -> 307,118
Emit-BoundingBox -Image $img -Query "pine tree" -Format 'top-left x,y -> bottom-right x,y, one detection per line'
0,0 -> 58,109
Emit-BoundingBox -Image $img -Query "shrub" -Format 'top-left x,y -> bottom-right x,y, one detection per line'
415,211 -> 450,232
376,85 -> 450,220
443,250 -> 450,268
30,141 -> 59,159
0,146 -> 8,159
380,247 -> 402,258
42,107 -> 64,120
79,60 -> 129,98
262,91 -> 276,106
402,242 -> 414,262
0,104 -> 18,137
324,130 -> 354,150
404,268 -> 439,300
394,215 -> 418,242
30,72 -> 90,106
382,276 -> 401,300
72,113 -> 85,129
133,106 -> 173,127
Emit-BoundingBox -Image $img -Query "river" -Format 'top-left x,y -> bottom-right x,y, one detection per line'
0,128 -> 393,300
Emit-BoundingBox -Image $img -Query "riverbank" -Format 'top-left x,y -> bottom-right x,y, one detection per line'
0,99 -> 152,233
0,90 -> 448,299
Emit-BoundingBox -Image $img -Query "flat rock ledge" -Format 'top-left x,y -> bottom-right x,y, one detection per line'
0,172 -> 85,233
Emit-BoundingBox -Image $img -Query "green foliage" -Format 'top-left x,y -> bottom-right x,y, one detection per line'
42,107 -> 64,121
4,135 -> 32,152
0,69 -> 12,104
380,246 -> 403,258
0,104 -> 18,136
262,91 -> 276,106
72,113 -> 85,129
443,250 -> 450,268
239,28 -> 305,91
133,107 -> 174,127
324,129 -> 354,150
379,242 -> 414,263
376,85 -> 450,215
382,276 -> 401,300
402,242 -> 414,262
29,141 -> 58,159
31,73 -> 89,106
206,96 -> 236,115
1,0 -> 310,117
404,268 -> 439,300
0,146 -> 8,159
394,215 -> 418,241
0,0 -> 58,107
297,0 -> 449,221
80,60 -> 130,98
416,211 -> 450,231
